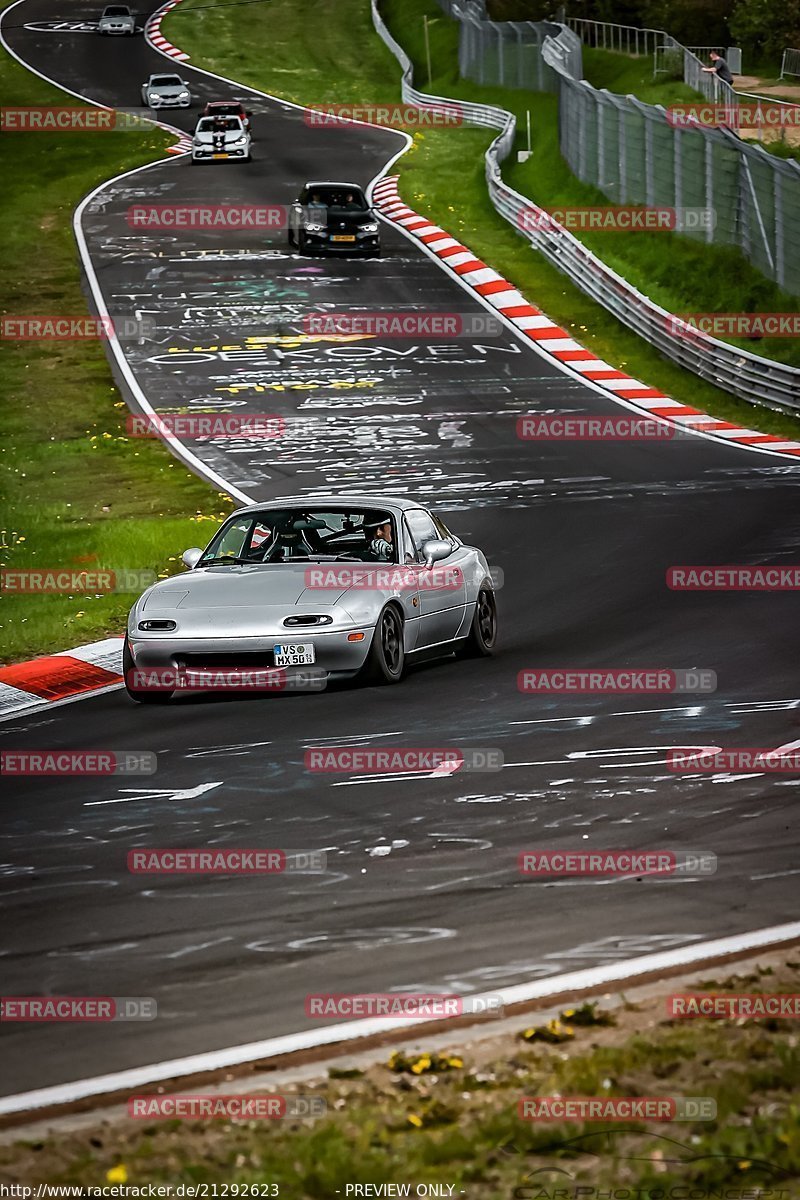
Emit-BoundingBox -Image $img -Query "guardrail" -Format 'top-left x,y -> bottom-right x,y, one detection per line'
370,0 -> 800,415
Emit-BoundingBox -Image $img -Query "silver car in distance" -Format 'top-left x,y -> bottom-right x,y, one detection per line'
98,4 -> 135,34
141,73 -> 192,109
124,496 -> 498,703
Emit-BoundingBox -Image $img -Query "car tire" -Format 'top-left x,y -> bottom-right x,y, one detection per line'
123,641 -> 173,704
365,605 -> 405,684
455,587 -> 497,658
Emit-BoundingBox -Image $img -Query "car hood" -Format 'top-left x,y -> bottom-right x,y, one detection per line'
142,565 -> 348,610
194,129 -> 246,144
318,210 -> 372,232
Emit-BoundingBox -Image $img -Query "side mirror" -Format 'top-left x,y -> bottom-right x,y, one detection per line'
182,547 -> 203,569
422,539 -> 451,568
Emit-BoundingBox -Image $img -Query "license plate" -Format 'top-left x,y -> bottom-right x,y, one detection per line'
213,153 -> 229,159
273,642 -> 315,666
331,234 -> 355,242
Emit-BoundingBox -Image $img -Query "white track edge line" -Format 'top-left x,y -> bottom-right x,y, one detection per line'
1,920 -> 798,1115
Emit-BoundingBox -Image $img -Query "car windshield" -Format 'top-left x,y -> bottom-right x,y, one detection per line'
104,6 -> 129,14
197,117 -> 241,132
206,104 -> 242,116
301,186 -> 368,211
198,508 -> 399,565
152,76 -> 182,87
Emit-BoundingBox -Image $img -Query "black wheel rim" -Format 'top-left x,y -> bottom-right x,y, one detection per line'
381,610 -> 402,672
477,591 -> 495,645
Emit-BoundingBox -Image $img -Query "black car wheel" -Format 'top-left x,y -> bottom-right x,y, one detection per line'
123,641 -> 173,704
365,605 -> 405,684
456,587 -> 497,658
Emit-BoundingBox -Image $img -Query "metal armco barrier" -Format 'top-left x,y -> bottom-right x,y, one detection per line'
371,0 -> 800,415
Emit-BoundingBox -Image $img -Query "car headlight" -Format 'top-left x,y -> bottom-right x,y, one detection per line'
230,136 -> 247,147
179,91 -> 190,99
359,222 -> 379,233
304,222 -> 326,232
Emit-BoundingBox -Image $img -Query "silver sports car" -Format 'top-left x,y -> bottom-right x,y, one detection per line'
124,496 -> 497,702
140,73 -> 192,109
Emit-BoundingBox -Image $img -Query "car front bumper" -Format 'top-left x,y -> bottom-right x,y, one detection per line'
126,627 -> 375,688
192,147 -> 249,160
302,232 -> 380,253
148,97 -> 191,108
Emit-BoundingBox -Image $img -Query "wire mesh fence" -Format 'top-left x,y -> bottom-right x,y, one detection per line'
370,0 -> 800,413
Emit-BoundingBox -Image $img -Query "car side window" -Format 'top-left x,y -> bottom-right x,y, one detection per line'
404,510 -> 441,562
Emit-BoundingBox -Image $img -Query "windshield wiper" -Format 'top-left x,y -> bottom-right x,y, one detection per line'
198,555 -> 251,566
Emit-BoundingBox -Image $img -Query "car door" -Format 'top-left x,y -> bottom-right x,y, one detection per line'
403,509 -> 467,647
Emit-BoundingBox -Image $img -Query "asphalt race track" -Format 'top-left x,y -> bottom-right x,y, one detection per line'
1,0 -> 799,1099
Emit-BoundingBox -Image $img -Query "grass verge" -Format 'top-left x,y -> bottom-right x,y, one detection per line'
1,955 -> 797,1191
0,32 -> 234,664
163,0 -> 800,442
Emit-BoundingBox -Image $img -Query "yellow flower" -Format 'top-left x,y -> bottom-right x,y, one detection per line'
407,1114 -> 423,1127
106,1166 -> 128,1184
738,1162 -> 751,1171
447,1056 -> 463,1068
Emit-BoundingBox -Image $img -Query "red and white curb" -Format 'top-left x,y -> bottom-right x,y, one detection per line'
0,637 -> 123,719
144,0 -> 190,62
372,176 -> 800,460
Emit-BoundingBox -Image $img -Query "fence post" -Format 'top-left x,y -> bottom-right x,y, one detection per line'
774,172 -> 785,289
645,111 -> 655,206
704,136 -> 714,245
674,123 -> 683,218
618,103 -> 627,202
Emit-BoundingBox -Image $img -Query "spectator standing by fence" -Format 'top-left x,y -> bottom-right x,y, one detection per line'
702,50 -> 735,84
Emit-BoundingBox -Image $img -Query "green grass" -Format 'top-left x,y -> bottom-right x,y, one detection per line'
0,30 -> 234,663
2,962 -> 798,1191
161,0 -> 800,442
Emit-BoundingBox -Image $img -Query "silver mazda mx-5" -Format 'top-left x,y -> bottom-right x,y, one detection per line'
124,496 -> 497,702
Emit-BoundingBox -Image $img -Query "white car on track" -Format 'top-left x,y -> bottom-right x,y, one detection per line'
141,73 -> 192,109
191,114 -> 252,163
98,4 -> 135,34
